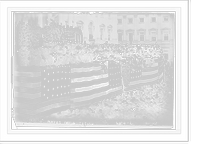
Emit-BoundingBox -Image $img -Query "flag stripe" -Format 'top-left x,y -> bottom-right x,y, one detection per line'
128,79 -> 142,87
15,66 -> 41,72
141,63 -> 158,69
14,92 -> 41,99
14,76 -> 41,83
14,96 -> 70,110
106,86 -> 123,94
144,79 -> 158,85
142,66 -> 158,72
71,66 -> 101,73
70,76 -> 109,88
142,70 -> 158,75
15,101 -> 70,115
14,87 -> 41,93
71,91 -> 107,102
14,82 -> 41,88
71,74 -> 108,83
13,97 -> 42,105
70,69 -> 103,78
71,94 -> 106,108
106,85 -> 123,97
141,77 -> 158,84
142,73 -> 159,80
14,71 -> 41,77
70,85 -> 110,98
72,82 -> 109,93
70,61 -> 101,68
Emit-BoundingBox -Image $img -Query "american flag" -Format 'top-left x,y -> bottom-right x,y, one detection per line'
70,61 -> 109,108
13,65 -> 71,121
121,58 -> 163,92
141,58 -> 159,85
121,61 -> 141,92
69,60 -> 123,107
13,57 -> 164,121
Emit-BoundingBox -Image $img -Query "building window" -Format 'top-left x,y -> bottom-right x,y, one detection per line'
107,25 -> 112,41
118,33 -> 123,42
151,17 -> 156,22
139,18 -> 144,23
129,33 -> 133,43
77,21 -> 84,31
118,19 -> 122,24
88,22 -> 94,41
100,29 -> 103,40
164,16 -> 169,22
152,37 -> 156,41
164,33 -> 169,41
150,31 -> 157,41
100,24 -> 105,40
139,34 -> 145,41
128,18 -> 133,24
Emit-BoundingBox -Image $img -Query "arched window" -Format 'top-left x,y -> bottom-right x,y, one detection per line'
161,28 -> 170,41
76,21 -> 83,42
126,29 -> 134,43
88,21 -> 94,41
149,28 -> 158,41
117,29 -> 123,42
76,20 -> 84,31
99,24 -> 105,40
107,25 -> 113,41
137,29 -> 146,42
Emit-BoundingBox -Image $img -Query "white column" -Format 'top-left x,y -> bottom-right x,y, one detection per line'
145,14 -> 150,42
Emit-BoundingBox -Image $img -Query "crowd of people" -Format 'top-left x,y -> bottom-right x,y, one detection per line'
16,20 -> 164,67
17,40 -> 163,66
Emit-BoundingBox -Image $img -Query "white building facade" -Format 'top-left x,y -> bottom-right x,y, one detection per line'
56,13 -> 118,44
14,12 -> 118,44
15,12 -> 175,61
116,13 -> 175,61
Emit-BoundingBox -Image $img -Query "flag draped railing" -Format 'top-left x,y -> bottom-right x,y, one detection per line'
13,58 -> 165,121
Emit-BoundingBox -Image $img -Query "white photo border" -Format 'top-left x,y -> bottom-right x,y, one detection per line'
0,0 -> 190,142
